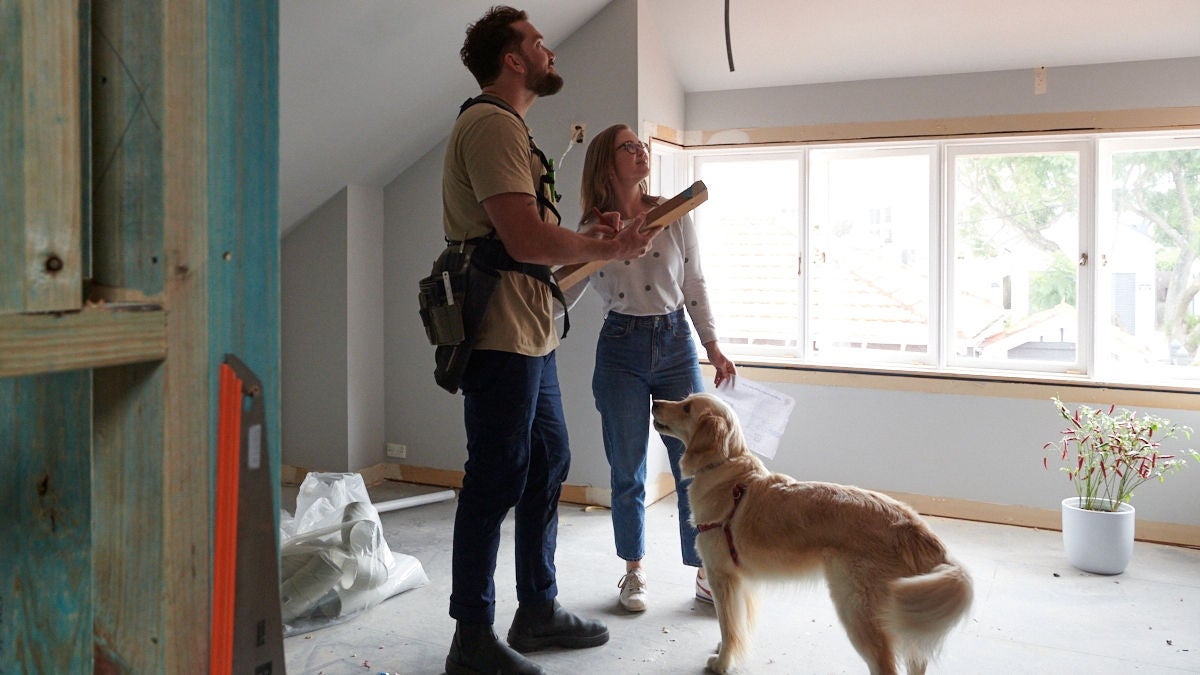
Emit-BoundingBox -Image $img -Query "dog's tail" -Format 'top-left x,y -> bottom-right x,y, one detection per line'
882,559 -> 973,663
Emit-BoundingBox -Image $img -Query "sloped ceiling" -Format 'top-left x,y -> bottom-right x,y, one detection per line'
280,0 -> 1200,232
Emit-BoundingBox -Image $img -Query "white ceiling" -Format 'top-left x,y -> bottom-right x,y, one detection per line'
279,0 -> 1200,232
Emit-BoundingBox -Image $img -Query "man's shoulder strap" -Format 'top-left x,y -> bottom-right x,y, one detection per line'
458,94 -> 523,122
454,94 -> 562,224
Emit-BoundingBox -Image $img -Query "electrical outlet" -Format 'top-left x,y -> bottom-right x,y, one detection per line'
571,123 -> 586,144
386,443 -> 407,459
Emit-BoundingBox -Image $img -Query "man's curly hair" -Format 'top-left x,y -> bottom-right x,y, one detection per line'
460,6 -> 527,87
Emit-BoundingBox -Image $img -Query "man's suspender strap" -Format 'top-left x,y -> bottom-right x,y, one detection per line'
457,95 -> 562,223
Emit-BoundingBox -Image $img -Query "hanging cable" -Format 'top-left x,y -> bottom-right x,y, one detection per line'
725,0 -> 735,72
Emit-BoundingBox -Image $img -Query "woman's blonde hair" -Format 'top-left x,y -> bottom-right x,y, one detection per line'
578,124 -> 656,224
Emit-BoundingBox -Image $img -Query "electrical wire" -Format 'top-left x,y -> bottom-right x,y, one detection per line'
725,0 -> 735,72
559,137 -> 576,169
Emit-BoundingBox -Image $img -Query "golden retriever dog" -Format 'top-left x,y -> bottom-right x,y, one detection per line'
651,393 -> 972,675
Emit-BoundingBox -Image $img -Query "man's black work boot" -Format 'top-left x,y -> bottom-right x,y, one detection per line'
445,621 -> 546,675
506,599 -> 610,652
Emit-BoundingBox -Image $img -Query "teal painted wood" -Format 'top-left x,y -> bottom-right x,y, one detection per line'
0,372 -> 93,673
0,0 -> 24,309
86,4 -> 172,669
1,1 -> 27,312
207,0 -> 281,504
92,362 -> 167,672
79,0 -> 92,278
90,0 -> 164,295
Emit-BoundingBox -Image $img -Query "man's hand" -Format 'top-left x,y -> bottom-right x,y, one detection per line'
608,213 -> 651,260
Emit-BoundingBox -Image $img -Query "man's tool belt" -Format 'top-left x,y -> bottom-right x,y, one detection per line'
418,236 -> 569,394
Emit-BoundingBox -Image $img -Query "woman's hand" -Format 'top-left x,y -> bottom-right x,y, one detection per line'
704,342 -> 738,388
580,208 -> 625,239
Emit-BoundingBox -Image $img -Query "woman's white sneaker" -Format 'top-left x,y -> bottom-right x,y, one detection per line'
617,569 -> 648,612
694,568 -> 714,604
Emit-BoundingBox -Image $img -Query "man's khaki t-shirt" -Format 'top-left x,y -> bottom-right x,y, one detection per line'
442,100 -> 560,356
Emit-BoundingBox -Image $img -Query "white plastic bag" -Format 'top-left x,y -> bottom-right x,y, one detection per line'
280,472 -> 429,636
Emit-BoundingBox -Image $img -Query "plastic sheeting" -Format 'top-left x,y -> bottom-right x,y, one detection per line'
279,472 -> 430,636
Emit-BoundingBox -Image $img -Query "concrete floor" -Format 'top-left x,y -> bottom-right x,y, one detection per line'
282,480 -> 1200,674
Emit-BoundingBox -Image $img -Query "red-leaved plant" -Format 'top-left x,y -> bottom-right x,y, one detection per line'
1044,397 -> 1198,512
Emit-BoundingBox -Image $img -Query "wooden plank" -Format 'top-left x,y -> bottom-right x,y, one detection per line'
887,490 -> 1200,548
0,372 -> 93,672
553,180 -> 708,291
88,0 -> 171,669
206,2 -> 282,670
686,106 -> 1200,148
91,0 -> 165,295
92,362 -> 166,673
0,0 -> 82,315
207,0 -> 281,523
0,305 -> 166,378
160,0 -> 211,669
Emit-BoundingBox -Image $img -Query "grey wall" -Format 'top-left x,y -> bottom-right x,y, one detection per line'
282,185 -> 385,472
282,189 -> 350,470
685,57 -> 1200,130
346,186 -> 386,471
303,6 -> 1200,528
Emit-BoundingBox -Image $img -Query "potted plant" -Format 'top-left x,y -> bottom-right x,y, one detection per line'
1043,396 -> 1197,574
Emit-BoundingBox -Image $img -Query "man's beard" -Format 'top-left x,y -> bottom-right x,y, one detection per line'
528,69 -> 563,97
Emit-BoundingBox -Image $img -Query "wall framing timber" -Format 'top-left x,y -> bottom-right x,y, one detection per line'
1,0 -> 279,671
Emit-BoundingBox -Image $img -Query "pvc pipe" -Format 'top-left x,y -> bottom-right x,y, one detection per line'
372,490 -> 456,513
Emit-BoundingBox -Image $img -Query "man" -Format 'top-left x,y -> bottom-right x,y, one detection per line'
441,6 -> 653,675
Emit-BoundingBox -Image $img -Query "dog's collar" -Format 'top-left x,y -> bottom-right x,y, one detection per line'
696,483 -> 747,566
693,460 -> 725,475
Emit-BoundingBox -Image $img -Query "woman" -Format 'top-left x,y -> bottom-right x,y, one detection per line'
573,124 -> 737,612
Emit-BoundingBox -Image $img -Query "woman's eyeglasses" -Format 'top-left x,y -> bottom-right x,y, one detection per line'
615,140 -> 648,155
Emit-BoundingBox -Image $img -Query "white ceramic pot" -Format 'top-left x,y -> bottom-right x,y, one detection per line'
1060,497 -> 1135,575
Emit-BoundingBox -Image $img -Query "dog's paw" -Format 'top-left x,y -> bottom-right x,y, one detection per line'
706,653 -> 734,674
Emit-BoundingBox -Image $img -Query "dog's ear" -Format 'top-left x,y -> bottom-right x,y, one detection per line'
693,411 -> 733,458
680,411 -> 729,477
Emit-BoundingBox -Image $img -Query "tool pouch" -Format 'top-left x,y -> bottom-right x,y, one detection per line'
418,241 -> 501,394
418,247 -> 469,346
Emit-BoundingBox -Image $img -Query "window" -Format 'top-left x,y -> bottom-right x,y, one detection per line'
1097,138 -> 1200,383
692,153 -> 802,357
946,141 -> 1089,373
687,132 -> 1200,386
808,146 -> 935,366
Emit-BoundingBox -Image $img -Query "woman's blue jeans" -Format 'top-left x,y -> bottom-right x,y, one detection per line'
592,309 -> 705,567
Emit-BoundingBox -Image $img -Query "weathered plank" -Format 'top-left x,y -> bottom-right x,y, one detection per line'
91,0 -> 165,296
160,0 -> 211,669
89,0 -> 171,670
0,305 -> 166,378
206,2 -> 283,664
208,0 -> 282,525
0,0 -> 83,315
0,372 -> 93,673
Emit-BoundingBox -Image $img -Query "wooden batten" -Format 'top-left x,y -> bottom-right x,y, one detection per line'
681,106 -> 1200,148
553,181 -> 709,291
0,305 -> 166,378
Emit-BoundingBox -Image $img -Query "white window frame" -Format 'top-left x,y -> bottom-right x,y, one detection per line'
942,138 -> 1095,377
682,131 -> 1200,387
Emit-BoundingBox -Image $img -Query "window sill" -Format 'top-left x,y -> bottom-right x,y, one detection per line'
704,359 -> 1200,409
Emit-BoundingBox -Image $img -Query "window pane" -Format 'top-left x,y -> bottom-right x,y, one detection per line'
949,147 -> 1081,369
1099,141 -> 1200,382
694,156 -> 801,357
808,148 -> 934,365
